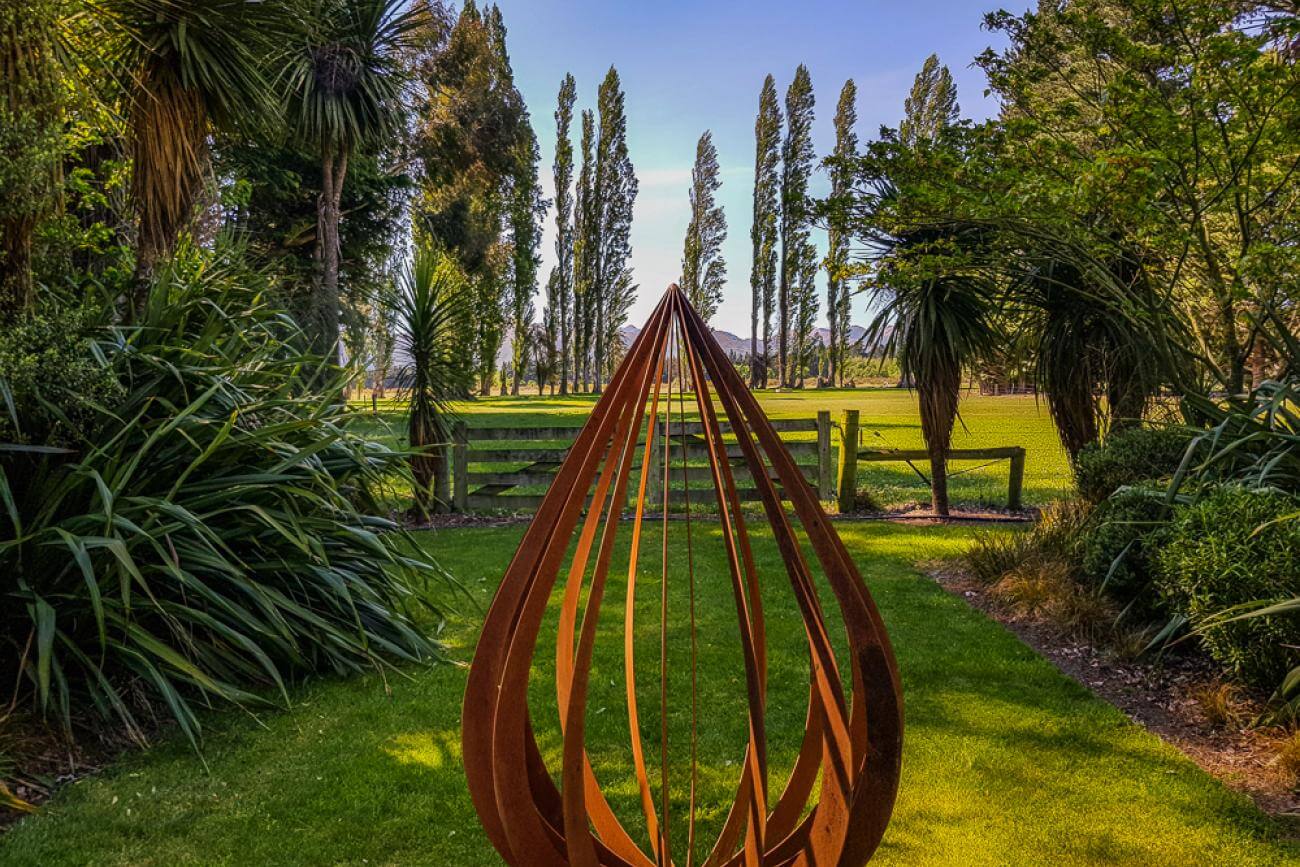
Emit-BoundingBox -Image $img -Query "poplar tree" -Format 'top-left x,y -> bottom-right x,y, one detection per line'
680,131 -> 727,323
779,65 -> 815,387
749,75 -> 782,387
825,79 -> 858,387
552,73 -> 576,394
508,121 -> 543,394
592,67 -> 637,391
899,54 -> 959,148
573,109 -> 596,391
793,241 -> 819,386
539,268 -> 560,393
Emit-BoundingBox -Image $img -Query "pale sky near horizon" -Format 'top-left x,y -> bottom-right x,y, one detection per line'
489,0 -> 1013,336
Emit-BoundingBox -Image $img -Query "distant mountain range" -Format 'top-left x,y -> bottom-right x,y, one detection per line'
398,322 -> 888,371
617,323 -> 883,357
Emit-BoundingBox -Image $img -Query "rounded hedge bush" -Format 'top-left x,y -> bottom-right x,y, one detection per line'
1081,484 -> 1170,616
1074,426 -> 1192,504
1155,486 -> 1300,691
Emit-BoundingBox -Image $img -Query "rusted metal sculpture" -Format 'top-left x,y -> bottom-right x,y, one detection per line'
463,285 -> 903,866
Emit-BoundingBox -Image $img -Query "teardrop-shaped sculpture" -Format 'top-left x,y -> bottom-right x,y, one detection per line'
463,285 -> 903,866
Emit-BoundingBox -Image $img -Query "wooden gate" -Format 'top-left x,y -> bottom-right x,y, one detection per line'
452,412 -> 834,512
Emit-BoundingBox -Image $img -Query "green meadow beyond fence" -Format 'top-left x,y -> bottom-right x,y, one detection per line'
451,409 -> 1025,513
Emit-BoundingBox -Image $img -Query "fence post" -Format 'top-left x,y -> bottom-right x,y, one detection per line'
836,410 -> 859,514
1008,446 -> 1025,511
816,411 -> 832,501
372,393 -> 377,413
453,421 -> 468,513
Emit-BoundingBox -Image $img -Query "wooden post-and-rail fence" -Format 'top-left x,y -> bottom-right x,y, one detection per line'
452,413 -> 833,512
835,410 -> 1025,513
449,409 -> 1025,513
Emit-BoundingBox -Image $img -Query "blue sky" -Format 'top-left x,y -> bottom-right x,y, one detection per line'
490,0 -> 1012,335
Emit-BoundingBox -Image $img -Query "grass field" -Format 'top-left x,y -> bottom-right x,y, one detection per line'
2,522 -> 1293,866
355,387 -> 1074,509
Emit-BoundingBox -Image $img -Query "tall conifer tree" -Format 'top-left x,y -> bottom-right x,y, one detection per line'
750,75 -> 782,387
680,131 -> 727,323
573,109 -> 596,391
779,65 -> 815,387
899,54 -> 959,148
552,73 -> 576,394
592,67 -> 637,391
793,240 -> 820,386
507,121 -> 543,394
825,79 -> 858,387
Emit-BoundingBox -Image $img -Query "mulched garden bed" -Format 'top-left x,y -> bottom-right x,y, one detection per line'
930,562 -> 1300,825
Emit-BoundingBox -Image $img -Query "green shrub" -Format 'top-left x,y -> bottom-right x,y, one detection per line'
1,259 -> 445,747
1081,485 -> 1170,616
1075,426 -> 1192,504
1155,486 -> 1300,691
0,305 -> 123,449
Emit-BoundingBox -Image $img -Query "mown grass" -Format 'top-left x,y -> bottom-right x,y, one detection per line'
353,387 -> 1073,509
2,522 -> 1293,865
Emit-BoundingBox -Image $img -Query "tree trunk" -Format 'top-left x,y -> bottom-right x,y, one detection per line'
409,415 -> 448,517
1193,218 -> 1245,394
0,215 -> 34,323
918,359 -> 960,517
315,146 -> 347,362
760,308 -> 770,389
559,296 -> 569,395
593,302 -> 604,394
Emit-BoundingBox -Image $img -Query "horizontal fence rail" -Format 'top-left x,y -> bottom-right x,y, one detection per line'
452,413 -> 833,512
836,409 -> 1026,511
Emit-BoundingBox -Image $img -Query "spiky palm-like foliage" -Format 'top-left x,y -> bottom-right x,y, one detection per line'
0,253 -> 442,747
91,0 -> 276,302
1014,254 -> 1163,462
865,208 -> 999,516
391,245 -> 471,516
284,0 -> 432,359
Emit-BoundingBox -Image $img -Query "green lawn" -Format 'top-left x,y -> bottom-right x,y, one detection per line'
2,522 -> 1292,866
355,388 -> 1073,508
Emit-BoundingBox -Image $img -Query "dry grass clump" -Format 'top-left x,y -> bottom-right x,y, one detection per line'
1273,729 -> 1300,788
990,559 -> 1117,639
965,500 -> 1091,586
968,500 -> 1121,639
1192,681 -> 1248,729
1107,626 -> 1159,663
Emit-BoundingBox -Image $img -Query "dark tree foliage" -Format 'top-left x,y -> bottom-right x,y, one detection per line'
216,140 -> 411,347
0,0 -> 66,320
414,1 -> 529,394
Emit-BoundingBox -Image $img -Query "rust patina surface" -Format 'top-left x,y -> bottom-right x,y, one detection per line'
462,285 -> 903,866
